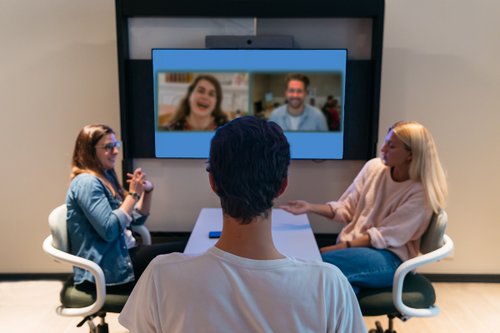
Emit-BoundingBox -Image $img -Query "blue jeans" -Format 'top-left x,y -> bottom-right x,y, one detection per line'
321,247 -> 402,294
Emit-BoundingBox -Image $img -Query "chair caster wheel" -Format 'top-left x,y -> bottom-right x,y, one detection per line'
368,321 -> 385,333
97,323 -> 109,333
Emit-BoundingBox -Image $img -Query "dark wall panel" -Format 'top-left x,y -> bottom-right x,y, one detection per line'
119,0 -> 384,18
126,60 -> 154,158
115,0 -> 384,161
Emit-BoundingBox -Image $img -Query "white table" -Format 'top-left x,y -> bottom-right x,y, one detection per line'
184,208 -> 322,261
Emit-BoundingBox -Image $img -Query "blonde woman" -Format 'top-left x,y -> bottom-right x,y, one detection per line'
280,121 -> 448,294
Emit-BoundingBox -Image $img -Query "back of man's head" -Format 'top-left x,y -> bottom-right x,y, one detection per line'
208,116 -> 290,224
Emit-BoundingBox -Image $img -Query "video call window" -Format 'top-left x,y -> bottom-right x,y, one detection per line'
157,72 -> 249,131
152,49 -> 346,159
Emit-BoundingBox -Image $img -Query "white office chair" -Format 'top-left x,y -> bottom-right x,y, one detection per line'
42,204 -> 151,333
358,210 -> 454,333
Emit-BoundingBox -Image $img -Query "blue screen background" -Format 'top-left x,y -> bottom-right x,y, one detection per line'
153,49 -> 347,159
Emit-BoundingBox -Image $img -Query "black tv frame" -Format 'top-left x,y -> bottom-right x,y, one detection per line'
114,0 -> 385,170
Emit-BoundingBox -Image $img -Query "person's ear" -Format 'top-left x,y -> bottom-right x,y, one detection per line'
208,172 -> 217,193
276,177 -> 288,198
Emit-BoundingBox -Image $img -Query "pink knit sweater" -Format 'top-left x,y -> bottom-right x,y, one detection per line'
327,158 -> 433,261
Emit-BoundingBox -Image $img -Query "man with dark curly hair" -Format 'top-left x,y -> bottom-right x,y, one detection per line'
120,116 -> 366,333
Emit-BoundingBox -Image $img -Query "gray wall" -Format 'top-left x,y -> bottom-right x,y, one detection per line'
1,0 -> 499,275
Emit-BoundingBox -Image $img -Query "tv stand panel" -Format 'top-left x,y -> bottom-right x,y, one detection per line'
115,0 -> 384,163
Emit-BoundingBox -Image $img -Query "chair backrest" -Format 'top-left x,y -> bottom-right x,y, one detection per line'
420,210 -> 447,254
48,204 -> 69,252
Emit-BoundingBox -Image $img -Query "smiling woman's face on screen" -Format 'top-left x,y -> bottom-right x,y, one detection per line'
188,79 -> 217,119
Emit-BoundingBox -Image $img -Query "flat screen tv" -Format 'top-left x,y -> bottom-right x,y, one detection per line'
152,49 -> 347,159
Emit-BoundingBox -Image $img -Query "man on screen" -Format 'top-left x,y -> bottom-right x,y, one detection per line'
269,73 -> 328,131
119,116 -> 366,333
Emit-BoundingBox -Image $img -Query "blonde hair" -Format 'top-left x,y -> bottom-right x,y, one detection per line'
391,121 -> 448,213
70,124 -> 124,199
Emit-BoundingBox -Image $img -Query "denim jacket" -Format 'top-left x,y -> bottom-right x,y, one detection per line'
66,173 -> 147,286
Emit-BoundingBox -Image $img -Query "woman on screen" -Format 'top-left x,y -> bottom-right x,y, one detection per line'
66,124 -> 185,293
280,121 -> 448,294
164,75 -> 228,131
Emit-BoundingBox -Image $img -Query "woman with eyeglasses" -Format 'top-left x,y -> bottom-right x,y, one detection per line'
280,121 -> 448,294
66,124 -> 185,293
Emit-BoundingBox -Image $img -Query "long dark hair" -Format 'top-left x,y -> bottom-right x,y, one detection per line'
168,75 -> 228,129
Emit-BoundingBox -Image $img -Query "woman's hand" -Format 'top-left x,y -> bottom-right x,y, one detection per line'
127,168 -> 154,194
127,168 -> 154,215
127,168 -> 146,195
121,168 -> 148,216
319,243 -> 347,253
320,235 -> 370,253
279,200 -> 311,215
282,201 -> 336,219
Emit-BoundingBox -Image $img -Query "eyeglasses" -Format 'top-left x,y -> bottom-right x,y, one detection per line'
96,141 -> 121,152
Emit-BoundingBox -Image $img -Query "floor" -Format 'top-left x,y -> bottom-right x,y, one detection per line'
1,280 -> 499,332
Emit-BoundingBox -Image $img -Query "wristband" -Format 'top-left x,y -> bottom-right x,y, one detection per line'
129,192 -> 141,200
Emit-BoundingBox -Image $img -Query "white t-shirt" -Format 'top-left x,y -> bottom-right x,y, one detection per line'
288,113 -> 304,130
119,247 -> 367,333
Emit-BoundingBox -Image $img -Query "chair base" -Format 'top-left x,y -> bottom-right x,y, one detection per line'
77,312 -> 109,333
368,315 -> 397,333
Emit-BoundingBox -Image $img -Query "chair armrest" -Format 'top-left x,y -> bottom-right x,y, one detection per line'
392,234 -> 454,318
131,224 -> 152,245
42,235 -> 106,317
